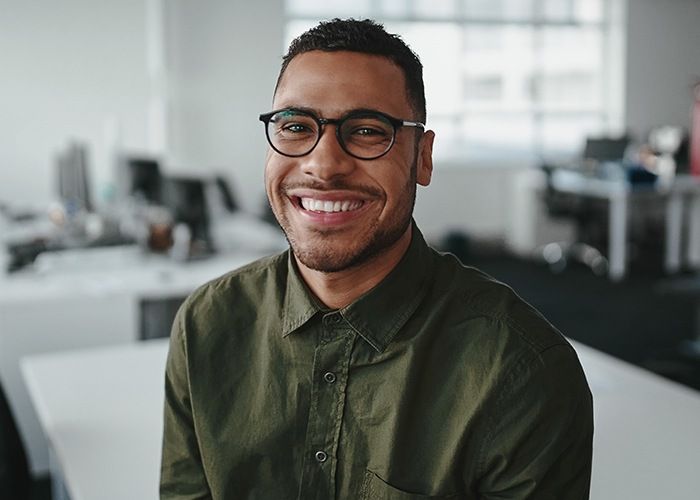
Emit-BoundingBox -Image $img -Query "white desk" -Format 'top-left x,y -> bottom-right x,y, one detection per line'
21,340 -> 700,500
0,214 -> 286,475
550,170 -> 700,280
22,340 -> 168,500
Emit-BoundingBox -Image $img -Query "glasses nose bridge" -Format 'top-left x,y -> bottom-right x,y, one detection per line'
314,116 -> 345,149
316,116 -> 342,133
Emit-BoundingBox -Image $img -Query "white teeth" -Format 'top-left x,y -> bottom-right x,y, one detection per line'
300,197 -> 363,213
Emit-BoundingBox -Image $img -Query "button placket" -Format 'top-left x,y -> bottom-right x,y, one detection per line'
297,322 -> 356,499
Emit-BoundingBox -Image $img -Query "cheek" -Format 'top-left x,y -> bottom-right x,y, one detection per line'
264,156 -> 285,191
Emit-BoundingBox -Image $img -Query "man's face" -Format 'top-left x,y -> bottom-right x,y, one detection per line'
264,50 -> 433,273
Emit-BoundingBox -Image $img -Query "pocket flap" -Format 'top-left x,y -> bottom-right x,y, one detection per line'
361,470 -> 460,499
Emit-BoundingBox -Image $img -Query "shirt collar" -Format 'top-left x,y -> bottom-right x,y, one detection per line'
281,222 -> 434,353
281,251 -> 323,336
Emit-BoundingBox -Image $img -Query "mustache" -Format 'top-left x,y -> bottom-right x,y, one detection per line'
281,180 -> 382,198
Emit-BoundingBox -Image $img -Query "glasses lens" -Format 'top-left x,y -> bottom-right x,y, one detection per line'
267,110 -> 318,156
340,113 -> 395,159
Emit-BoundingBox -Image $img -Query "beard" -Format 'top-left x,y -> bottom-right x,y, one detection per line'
270,159 -> 418,274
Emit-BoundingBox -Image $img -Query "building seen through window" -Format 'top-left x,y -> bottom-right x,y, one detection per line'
285,0 -> 625,165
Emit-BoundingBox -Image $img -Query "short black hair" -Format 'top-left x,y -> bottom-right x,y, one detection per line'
276,18 -> 426,122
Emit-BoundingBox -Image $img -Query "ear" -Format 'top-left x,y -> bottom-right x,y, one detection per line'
416,130 -> 435,187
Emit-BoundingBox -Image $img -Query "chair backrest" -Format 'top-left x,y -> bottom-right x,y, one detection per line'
214,175 -> 239,213
540,163 -> 585,218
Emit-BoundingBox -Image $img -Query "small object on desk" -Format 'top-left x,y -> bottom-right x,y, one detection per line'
625,164 -> 658,186
169,223 -> 192,262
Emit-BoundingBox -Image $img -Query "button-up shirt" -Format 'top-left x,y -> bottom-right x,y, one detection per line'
160,226 -> 593,499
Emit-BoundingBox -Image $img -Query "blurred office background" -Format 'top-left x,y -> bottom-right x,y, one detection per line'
2,0 -> 700,498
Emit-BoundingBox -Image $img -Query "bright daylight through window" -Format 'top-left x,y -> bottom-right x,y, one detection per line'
285,0 -> 625,166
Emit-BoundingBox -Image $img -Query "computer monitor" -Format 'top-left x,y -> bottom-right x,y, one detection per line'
582,135 -> 630,163
56,141 -> 92,212
123,157 -> 163,204
162,176 -> 214,255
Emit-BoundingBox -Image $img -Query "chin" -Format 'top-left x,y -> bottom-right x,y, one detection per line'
291,243 -> 360,273
291,223 -> 408,274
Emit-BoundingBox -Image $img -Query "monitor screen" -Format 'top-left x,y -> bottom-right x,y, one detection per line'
57,142 -> 92,212
162,176 -> 213,254
582,136 -> 630,163
124,157 -> 162,204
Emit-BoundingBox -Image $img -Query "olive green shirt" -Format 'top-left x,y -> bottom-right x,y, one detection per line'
160,227 -> 593,499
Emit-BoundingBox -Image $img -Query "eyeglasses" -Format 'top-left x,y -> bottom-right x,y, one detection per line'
259,108 -> 425,160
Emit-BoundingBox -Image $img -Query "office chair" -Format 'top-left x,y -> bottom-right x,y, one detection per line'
214,175 -> 239,213
538,135 -> 631,276
0,381 -> 31,499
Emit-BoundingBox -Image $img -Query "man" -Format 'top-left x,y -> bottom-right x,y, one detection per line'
160,18 -> 593,499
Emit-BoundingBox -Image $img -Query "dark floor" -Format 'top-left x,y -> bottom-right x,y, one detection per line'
443,235 -> 700,392
30,477 -> 50,500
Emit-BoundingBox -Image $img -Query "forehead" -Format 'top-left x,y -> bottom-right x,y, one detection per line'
273,50 -> 412,117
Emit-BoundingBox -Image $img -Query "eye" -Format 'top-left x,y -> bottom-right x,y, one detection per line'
272,113 -> 317,140
351,126 -> 387,137
281,122 -> 312,134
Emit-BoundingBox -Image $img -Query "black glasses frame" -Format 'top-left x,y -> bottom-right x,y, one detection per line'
259,107 -> 425,160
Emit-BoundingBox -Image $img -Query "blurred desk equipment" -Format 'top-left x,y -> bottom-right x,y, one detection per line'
540,135 -> 631,277
57,141 -> 92,214
121,156 -> 163,205
547,168 -> 700,280
541,132 -> 700,280
0,215 -> 286,476
582,135 -> 630,163
162,176 -> 214,258
20,339 -> 700,500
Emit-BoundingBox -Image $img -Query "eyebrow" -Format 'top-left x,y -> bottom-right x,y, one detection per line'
278,106 -> 392,119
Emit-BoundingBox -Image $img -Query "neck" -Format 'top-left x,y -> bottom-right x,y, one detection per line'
295,226 -> 413,310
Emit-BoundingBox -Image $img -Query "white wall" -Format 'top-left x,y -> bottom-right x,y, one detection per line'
414,163 -> 524,244
164,0 -> 284,213
625,0 -> 700,139
0,0 -> 152,208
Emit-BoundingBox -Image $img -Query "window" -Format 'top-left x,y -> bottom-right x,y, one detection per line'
285,0 -> 626,165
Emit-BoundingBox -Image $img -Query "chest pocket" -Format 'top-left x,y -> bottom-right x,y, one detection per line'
360,470 -> 462,500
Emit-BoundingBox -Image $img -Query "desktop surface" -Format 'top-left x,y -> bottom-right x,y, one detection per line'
20,340 -> 700,500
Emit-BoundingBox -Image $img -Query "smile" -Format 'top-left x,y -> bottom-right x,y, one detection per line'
299,198 -> 364,213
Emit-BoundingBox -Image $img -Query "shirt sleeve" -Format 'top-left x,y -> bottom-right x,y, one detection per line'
160,304 -> 213,499
476,343 -> 593,499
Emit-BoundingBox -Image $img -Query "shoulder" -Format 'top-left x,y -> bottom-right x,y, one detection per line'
427,248 -> 578,368
189,251 -> 286,303
427,249 -> 591,415
174,251 -> 288,335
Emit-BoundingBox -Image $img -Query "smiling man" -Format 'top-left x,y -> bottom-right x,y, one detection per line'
160,19 -> 593,500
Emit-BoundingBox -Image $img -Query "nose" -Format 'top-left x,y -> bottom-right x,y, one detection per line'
299,125 -> 356,180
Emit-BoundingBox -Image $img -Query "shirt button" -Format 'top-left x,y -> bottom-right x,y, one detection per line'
323,372 -> 337,384
315,450 -> 328,463
323,313 -> 342,325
